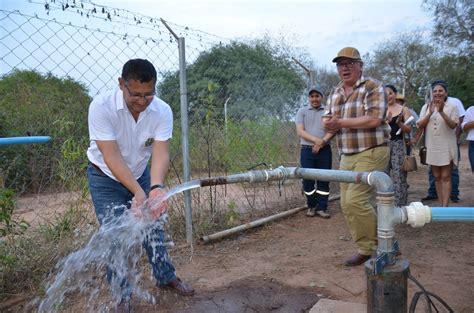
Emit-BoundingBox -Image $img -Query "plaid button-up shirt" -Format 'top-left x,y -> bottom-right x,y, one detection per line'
326,75 -> 390,154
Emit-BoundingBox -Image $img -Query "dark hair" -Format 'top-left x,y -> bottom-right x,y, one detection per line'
121,59 -> 157,83
431,79 -> 448,92
385,84 -> 397,93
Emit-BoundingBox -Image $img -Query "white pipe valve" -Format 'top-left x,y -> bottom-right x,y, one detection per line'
405,202 -> 432,227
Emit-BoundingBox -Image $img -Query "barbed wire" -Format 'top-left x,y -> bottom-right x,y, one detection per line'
28,0 -> 226,46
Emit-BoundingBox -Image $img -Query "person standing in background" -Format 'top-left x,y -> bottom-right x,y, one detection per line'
416,81 -> 459,207
295,85 -> 332,218
462,105 -> 474,172
421,80 -> 465,203
395,94 -> 418,156
385,85 -> 412,207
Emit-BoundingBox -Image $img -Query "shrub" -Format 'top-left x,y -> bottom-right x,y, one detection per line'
0,70 -> 91,194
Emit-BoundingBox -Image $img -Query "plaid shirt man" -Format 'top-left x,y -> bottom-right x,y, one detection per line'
326,75 -> 390,154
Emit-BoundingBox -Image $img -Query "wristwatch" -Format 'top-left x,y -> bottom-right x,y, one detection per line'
150,184 -> 166,191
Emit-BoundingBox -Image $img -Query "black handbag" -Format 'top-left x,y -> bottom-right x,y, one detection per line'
419,146 -> 427,165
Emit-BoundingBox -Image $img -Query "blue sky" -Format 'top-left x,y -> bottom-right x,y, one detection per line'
3,0 -> 432,69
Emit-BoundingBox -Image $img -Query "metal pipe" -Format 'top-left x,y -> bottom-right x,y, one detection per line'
0,136 -> 51,146
430,207 -> 474,222
200,195 -> 341,244
200,206 -> 306,243
198,167 -> 396,256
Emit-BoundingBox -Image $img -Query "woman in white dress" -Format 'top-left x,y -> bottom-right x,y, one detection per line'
417,81 -> 459,207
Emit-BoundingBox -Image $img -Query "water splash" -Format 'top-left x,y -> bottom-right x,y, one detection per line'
36,180 -> 202,312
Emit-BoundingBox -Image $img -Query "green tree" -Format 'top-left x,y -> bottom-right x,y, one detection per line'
364,32 -> 437,111
428,54 -> 474,107
422,0 -> 473,55
158,41 -> 305,122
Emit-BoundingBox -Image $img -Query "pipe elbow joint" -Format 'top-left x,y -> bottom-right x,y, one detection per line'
405,202 -> 431,227
367,171 -> 393,194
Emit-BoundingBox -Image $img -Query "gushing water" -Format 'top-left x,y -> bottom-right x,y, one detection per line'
36,180 -> 202,312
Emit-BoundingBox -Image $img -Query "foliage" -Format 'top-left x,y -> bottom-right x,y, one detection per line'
0,203 -> 95,302
422,0 -> 473,56
0,189 -> 28,238
0,70 -> 91,194
364,32 -> 437,111
158,41 -> 305,122
427,54 -> 474,107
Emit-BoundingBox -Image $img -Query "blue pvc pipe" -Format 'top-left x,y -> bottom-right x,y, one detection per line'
0,136 -> 51,146
431,207 -> 474,222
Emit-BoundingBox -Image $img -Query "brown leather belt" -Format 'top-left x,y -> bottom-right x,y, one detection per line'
89,162 -> 105,175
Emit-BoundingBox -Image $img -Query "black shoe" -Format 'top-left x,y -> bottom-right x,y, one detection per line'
421,195 -> 437,201
160,277 -> 195,296
450,195 -> 460,203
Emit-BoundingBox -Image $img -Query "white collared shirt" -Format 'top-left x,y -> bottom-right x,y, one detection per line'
87,88 -> 173,181
447,96 -> 466,118
462,106 -> 474,141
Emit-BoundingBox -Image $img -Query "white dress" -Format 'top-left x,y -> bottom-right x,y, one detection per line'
419,102 -> 459,166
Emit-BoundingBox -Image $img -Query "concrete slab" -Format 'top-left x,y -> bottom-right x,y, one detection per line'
309,299 -> 366,313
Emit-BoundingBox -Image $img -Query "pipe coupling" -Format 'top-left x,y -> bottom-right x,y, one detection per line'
405,202 -> 431,227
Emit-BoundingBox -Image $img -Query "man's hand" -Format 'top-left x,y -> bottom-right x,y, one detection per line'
148,187 -> 169,220
312,144 -> 321,154
323,115 -> 341,133
131,189 -> 147,218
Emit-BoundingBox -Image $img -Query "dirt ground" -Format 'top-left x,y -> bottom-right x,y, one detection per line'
8,145 -> 473,312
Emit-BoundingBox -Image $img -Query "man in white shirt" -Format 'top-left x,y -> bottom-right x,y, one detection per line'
87,59 -> 194,311
462,105 -> 474,172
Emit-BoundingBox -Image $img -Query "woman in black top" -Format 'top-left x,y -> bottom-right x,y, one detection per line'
385,85 -> 413,206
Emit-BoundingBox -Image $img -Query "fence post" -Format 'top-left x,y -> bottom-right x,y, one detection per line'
178,37 -> 193,245
160,18 -> 193,244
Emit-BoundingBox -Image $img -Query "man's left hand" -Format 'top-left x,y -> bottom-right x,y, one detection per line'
148,187 -> 169,220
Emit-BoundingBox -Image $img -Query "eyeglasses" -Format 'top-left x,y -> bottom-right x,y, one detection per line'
336,61 -> 358,69
124,83 -> 156,101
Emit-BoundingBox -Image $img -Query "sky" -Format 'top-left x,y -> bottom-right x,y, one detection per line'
2,0 -> 433,69
98,0 -> 433,68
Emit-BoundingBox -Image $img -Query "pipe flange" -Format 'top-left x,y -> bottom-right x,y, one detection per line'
406,202 -> 431,227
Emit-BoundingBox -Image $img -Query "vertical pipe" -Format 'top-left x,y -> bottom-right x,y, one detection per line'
178,37 -> 193,244
366,258 -> 410,313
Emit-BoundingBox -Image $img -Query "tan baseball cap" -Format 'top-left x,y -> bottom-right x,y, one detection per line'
332,47 -> 361,63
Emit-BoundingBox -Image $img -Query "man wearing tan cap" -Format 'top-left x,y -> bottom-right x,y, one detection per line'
320,47 -> 390,266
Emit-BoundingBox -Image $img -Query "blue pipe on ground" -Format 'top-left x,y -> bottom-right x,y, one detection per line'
430,207 -> 474,222
0,136 -> 51,146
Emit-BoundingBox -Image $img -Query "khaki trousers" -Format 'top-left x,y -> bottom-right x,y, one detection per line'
339,145 -> 390,255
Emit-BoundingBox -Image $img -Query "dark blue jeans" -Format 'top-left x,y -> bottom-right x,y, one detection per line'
300,145 -> 332,210
427,144 -> 460,197
87,164 -> 176,294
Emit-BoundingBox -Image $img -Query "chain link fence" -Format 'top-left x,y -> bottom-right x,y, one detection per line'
0,1 -> 330,242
